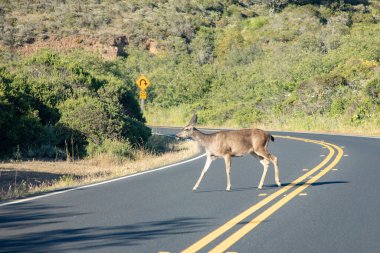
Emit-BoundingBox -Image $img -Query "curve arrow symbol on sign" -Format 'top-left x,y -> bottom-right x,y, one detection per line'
140,79 -> 147,89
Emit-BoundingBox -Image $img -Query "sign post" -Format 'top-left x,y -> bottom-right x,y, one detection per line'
135,75 -> 150,111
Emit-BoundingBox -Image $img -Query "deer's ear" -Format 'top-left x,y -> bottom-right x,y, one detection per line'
189,114 -> 198,126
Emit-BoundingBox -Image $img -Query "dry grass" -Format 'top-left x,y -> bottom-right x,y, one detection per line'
253,115 -> 380,137
146,106 -> 380,137
0,138 -> 200,201
145,104 -> 380,137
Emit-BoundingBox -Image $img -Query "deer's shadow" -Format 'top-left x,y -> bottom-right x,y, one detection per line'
194,181 -> 349,193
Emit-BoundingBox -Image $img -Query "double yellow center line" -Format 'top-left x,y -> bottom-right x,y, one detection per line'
180,135 -> 344,253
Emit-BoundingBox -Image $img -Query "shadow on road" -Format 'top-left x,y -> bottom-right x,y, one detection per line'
0,202 -> 211,252
265,180 -> 349,189
195,180 -> 349,193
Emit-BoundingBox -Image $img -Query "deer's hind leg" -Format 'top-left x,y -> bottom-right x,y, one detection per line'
270,154 -> 281,187
253,149 -> 281,189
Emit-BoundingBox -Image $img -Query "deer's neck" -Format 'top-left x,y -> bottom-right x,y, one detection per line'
192,128 -> 214,148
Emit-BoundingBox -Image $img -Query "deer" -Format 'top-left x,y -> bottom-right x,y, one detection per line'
175,114 -> 281,192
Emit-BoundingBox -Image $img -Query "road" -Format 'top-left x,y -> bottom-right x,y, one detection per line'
0,127 -> 379,253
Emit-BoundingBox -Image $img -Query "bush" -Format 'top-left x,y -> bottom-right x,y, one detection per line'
365,77 -> 380,105
0,68 -> 46,156
59,96 -> 112,145
59,90 -> 151,150
87,139 -> 134,158
232,108 -> 263,127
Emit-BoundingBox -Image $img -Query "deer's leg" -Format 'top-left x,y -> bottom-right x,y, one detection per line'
258,158 -> 270,190
224,155 -> 232,191
193,155 -> 212,191
255,148 -> 281,189
270,154 -> 281,187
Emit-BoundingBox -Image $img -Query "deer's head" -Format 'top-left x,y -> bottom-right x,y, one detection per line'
175,114 -> 197,139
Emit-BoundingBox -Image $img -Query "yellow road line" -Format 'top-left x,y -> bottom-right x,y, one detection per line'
181,136 -> 336,253
209,143 -> 344,253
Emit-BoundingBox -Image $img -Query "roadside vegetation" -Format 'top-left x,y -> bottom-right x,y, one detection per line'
0,135 -> 199,201
1,49 -> 151,158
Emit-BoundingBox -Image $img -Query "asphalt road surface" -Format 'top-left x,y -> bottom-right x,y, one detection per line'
1,127 -> 379,253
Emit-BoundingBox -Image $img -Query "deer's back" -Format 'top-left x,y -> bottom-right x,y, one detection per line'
210,129 -> 269,157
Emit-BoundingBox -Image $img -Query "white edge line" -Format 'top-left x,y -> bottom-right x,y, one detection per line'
0,152 -> 206,207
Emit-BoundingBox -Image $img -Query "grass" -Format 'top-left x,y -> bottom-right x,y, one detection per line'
145,106 -> 380,137
0,135 -> 200,201
256,114 -> 380,136
145,104 -> 192,127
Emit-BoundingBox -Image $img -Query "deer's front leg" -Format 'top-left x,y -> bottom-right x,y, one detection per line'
224,155 -> 232,192
193,155 -> 212,192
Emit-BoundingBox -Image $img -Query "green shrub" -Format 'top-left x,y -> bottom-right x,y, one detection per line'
243,16 -> 268,30
87,139 -> 134,158
59,96 -> 111,145
0,49 -> 150,158
232,108 -> 263,127
365,77 -> 380,104
330,98 -> 347,116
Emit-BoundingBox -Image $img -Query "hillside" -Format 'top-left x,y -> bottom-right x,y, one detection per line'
1,0 -> 380,144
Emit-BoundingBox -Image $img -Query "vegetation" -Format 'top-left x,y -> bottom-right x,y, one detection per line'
0,49 -> 150,158
0,135 -> 199,201
1,0 -> 380,161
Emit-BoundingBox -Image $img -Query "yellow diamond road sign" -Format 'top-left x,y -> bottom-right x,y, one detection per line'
136,75 -> 150,91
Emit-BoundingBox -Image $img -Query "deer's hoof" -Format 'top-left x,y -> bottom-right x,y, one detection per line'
192,187 -> 197,192
277,182 -> 282,187
258,185 -> 263,190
